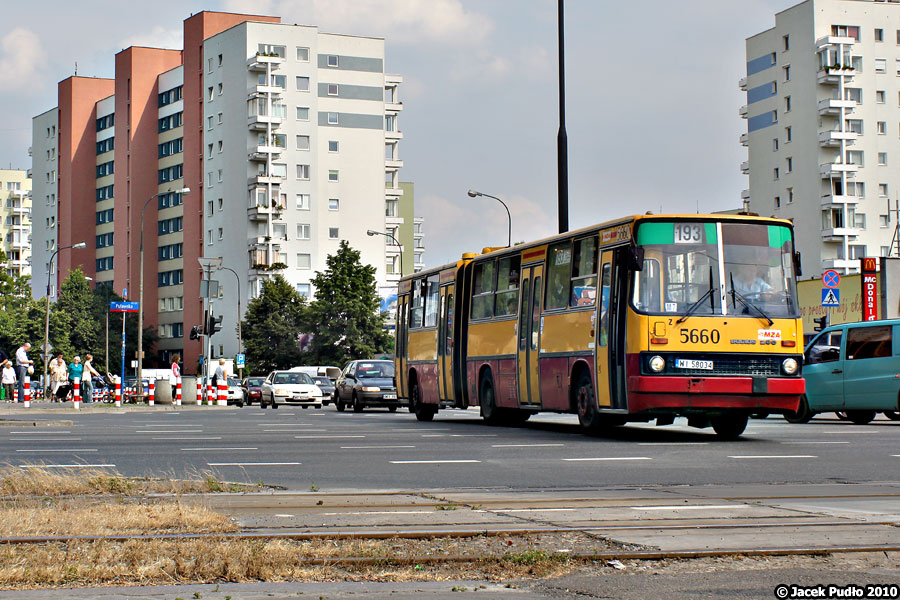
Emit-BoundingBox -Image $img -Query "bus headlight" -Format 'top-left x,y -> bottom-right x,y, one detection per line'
781,358 -> 799,375
648,355 -> 666,373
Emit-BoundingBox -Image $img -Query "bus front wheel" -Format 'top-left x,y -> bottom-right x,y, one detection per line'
574,371 -> 603,432
480,374 -> 502,425
711,414 -> 748,440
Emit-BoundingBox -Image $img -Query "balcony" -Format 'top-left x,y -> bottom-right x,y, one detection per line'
385,101 -> 403,113
247,114 -> 283,131
817,66 -> 856,85
385,215 -> 404,227
247,54 -> 285,71
740,161 -> 750,175
821,227 -> 860,241
816,35 -> 856,49
249,173 -> 283,186
385,129 -> 404,141
385,186 -> 403,197
739,105 -> 748,118
820,162 -> 858,178
817,98 -> 856,115
822,258 -> 859,271
248,144 -> 284,161
250,85 -> 284,98
740,132 -> 749,146
385,158 -> 404,170
738,76 -> 748,91
820,193 -> 860,207
818,130 -> 857,147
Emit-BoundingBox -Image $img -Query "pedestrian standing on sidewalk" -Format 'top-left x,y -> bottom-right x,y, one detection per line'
49,353 -> 67,402
212,358 -> 226,389
67,356 -> 84,394
1,360 -> 15,403
82,354 -> 100,403
14,343 -> 33,404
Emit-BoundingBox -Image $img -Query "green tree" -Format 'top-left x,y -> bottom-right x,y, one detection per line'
241,275 -> 308,374
53,267 -> 100,358
306,240 -> 390,366
0,251 -> 40,361
88,284 -> 159,373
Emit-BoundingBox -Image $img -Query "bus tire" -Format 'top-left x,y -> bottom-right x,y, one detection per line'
505,409 -> 531,424
574,370 -> 603,432
480,373 -> 502,425
846,410 -> 875,425
410,380 -> 435,421
884,411 -> 900,421
712,414 -> 748,440
784,396 -> 814,424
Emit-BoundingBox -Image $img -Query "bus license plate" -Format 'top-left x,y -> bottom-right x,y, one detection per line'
383,393 -> 397,400
675,359 -> 713,370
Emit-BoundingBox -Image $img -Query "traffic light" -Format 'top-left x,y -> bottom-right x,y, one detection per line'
207,314 -> 223,336
814,315 -> 829,332
189,325 -> 201,340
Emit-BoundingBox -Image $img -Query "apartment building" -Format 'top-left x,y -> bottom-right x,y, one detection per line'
0,170 -> 32,278
31,10 -> 412,369
742,0 -> 900,277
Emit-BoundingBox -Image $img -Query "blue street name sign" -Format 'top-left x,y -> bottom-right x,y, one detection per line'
822,288 -> 840,307
235,354 -> 246,368
110,301 -> 140,312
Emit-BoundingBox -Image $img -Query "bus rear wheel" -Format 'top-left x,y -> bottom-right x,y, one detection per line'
480,374 -> 502,425
574,371 -> 603,433
410,381 -> 435,422
711,414 -> 748,440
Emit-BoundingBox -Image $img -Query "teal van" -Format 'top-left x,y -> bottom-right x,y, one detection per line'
787,319 -> 900,424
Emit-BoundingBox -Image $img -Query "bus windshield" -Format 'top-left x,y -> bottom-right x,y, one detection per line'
632,221 -> 799,318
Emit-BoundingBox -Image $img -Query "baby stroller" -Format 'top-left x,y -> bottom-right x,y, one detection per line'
54,383 -> 73,403
92,373 -> 116,403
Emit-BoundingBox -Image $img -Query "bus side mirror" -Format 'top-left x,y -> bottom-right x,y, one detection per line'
629,246 -> 645,271
794,251 -> 802,277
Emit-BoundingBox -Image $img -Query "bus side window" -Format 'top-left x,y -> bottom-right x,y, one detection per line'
599,263 -> 611,347
495,256 -> 521,316
546,241 -> 572,310
424,274 -> 440,327
570,236 -> 598,308
472,261 -> 496,320
410,278 -> 424,328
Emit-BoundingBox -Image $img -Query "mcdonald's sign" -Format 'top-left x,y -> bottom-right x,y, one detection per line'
861,257 -> 878,321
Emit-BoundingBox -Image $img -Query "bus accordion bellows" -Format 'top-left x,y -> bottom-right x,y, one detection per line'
395,214 -> 805,440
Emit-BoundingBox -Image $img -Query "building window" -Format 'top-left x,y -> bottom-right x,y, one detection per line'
877,121 -> 887,135
876,28 -> 884,42
297,253 -> 311,269
217,112 -> 223,124
773,138 -> 779,151
880,183 -> 889,197
296,107 -> 309,120
207,143 -> 214,158
783,34 -> 790,51
879,152 -> 888,166
328,170 -> 339,182
327,112 -> 339,124
847,119 -> 863,134
774,196 -> 781,209
218,227 -> 223,241
847,150 -> 864,166
297,224 -> 310,239
297,47 -> 309,62
787,187 -> 793,204
773,168 -> 779,180
327,83 -> 338,95
880,214 -> 890,228
785,126 -> 792,142
217,140 -> 223,153
207,200 -> 214,216
882,246 -> 891,257
296,76 -> 310,92
217,198 -> 223,211
786,157 -> 792,172
770,52 -> 776,65
296,283 -> 310,298
207,58 -> 213,73
783,65 -> 790,81
876,58 -> 887,74
784,96 -> 791,112
297,164 -> 310,180
326,55 -> 338,67
296,194 -> 310,210
296,135 -> 310,151
877,90 -> 886,103
208,86 -> 214,101
328,140 -> 339,152
329,227 -> 339,239
207,116 -> 213,130
328,198 -> 339,211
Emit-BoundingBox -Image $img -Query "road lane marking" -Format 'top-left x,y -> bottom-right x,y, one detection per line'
264,429 -> 328,433
492,443 -> 565,448
390,428 -> 449,431
13,438 -> 82,441
16,449 -> 97,453
19,464 -> 114,468
274,514 -> 294,518
638,442 -> 709,446
153,437 -> 222,440
782,441 -> 849,445
631,505 -> 752,511
293,435 -> 366,439
390,460 -> 481,464
181,447 -> 258,451
488,508 -> 576,513
421,434 -> 446,437
451,434 -> 497,437
821,430 -> 880,434
322,510 -> 432,516
207,462 -> 301,466
340,445 -> 416,449
728,455 -> 817,459
562,457 -> 651,462
10,431 -> 71,434
136,430 -> 203,434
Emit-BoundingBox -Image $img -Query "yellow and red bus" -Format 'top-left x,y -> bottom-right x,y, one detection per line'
395,214 -> 805,439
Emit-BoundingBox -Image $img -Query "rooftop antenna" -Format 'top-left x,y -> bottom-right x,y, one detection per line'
74,62 -> 77,75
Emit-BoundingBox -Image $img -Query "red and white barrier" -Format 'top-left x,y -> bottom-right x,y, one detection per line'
196,380 -> 202,405
23,376 -> 30,408
175,377 -> 182,406
217,380 -> 227,406
207,382 -> 214,406
114,379 -> 121,407
148,379 -> 155,406
73,377 -> 81,410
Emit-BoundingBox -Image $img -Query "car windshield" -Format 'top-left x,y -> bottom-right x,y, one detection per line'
356,362 -> 395,378
633,221 -> 799,318
247,378 -> 264,386
273,372 -> 313,385
227,378 -> 241,386
312,377 -> 331,385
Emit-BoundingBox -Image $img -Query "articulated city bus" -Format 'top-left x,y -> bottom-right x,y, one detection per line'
395,214 -> 805,439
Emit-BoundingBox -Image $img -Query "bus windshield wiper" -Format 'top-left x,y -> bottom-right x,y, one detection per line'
729,272 -> 774,326
676,268 -> 715,325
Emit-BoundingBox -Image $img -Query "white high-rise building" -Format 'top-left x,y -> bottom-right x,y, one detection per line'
742,0 -> 900,277
0,169 -> 32,278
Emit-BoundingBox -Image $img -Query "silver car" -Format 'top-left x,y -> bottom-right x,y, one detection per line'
260,371 -> 323,409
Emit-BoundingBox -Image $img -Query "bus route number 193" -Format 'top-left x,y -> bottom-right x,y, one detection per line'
680,329 -> 720,344
674,223 -> 703,244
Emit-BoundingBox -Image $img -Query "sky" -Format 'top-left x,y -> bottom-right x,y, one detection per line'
0,0 -> 792,268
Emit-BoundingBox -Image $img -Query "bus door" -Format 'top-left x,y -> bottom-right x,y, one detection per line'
397,294 -> 408,398
596,249 -> 627,410
437,285 -> 454,403
517,264 -> 544,406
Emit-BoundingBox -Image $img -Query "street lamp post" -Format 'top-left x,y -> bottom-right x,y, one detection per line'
43,241 -> 87,399
467,189 -> 511,248
219,265 -> 242,380
137,188 -> 189,399
367,229 -> 403,277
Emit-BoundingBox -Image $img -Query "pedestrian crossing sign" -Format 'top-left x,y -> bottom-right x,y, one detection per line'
822,288 -> 840,307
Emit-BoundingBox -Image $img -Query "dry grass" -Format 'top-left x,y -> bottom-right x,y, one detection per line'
0,465 -> 259,497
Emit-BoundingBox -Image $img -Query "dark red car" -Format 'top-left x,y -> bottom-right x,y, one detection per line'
241,376 -> 265,406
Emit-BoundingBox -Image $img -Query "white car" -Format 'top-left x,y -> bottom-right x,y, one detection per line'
260,371 -> 323,409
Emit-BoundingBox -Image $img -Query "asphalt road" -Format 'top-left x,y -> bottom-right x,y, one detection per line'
0,406 -> 897,491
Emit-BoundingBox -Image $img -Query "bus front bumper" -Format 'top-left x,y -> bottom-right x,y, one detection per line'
627,376 -> 804,412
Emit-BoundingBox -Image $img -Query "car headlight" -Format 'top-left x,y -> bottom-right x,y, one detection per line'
782,358 -> 799,375
362,386 -> 381,392
648,355 -> 666,373
274,388 -> 289,396
312,390 -> 322,397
